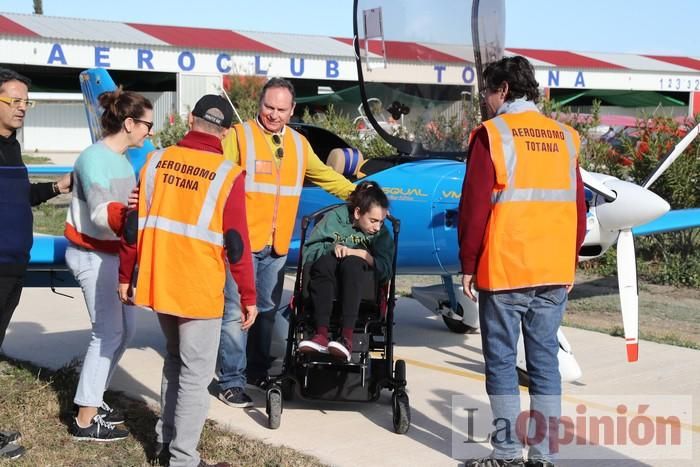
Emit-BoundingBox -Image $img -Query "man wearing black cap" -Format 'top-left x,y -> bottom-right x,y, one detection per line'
118,94 -> 257,467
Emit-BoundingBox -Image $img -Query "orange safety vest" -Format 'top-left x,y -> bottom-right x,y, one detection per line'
476,111 -> 580,291
134,146 -> 242,319
234,122 -> 307,255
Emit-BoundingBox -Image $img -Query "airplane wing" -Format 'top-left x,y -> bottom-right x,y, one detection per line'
632,208 -> 700,236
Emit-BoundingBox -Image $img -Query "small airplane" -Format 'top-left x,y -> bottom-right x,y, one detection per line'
284,0 -> 700,379
27,0 -> 700,383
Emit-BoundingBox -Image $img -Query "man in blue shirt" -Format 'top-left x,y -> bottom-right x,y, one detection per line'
0,67 -> 72,460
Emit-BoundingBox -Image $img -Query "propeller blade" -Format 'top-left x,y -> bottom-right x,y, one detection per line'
616,229 -> 639,362
642,122 -> 700,189
580,168 -> 617,202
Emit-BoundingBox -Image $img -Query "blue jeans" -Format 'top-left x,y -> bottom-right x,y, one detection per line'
217,246 -> 286,390
478,286 -> 567,461
66,245 -> 136,407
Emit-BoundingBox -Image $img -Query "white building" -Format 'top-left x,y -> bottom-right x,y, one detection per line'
2,12 -> 699,152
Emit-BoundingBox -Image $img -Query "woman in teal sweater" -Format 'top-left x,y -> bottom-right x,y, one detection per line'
299,181 -> 394,361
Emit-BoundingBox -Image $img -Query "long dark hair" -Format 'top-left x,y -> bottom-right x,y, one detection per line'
347,181 -> 389,214
98,88 -> 153,137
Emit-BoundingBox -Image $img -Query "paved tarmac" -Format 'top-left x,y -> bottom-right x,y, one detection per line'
3,278 -> 699,466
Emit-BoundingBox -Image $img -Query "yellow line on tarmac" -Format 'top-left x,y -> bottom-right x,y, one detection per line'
399,356 -> 485,383
397,355 -> 700,433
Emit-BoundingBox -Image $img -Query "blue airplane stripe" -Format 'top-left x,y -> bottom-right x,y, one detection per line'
632,209 -> 700,236
26,165 -> 73,175
29,235 -> 69,265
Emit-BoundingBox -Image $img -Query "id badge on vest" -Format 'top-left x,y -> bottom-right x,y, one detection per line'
255,160 -> 273,175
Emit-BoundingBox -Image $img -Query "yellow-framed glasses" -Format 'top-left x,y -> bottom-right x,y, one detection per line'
0,96 -> 36,109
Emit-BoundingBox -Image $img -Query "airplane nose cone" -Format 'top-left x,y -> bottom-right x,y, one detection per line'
595,179 -> 670,231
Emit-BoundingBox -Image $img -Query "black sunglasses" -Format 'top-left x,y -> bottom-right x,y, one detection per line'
272,134 -> 284,158
129,117 -> 154,132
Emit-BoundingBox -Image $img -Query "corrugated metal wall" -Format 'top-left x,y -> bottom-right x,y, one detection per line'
22,92 -> 176,153
23,100 -> 92,153
143,91 -> 177,131
177,74 -> 223,116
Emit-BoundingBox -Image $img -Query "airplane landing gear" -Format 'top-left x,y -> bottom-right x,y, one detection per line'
411,275 -> 479,334
442,304 -> 478,334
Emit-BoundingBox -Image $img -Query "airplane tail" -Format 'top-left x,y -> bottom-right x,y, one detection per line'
79,68 -> 156,179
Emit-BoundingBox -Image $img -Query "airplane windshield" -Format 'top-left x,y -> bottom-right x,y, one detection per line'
354,0 -> 504,155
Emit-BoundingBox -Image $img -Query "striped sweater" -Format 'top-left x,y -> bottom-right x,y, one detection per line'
65,141 -> 136,253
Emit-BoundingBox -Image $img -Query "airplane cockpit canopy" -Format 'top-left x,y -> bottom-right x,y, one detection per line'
353,0 -> 504,157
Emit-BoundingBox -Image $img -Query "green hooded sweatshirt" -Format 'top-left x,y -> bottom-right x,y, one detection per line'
302,205 -> 395,283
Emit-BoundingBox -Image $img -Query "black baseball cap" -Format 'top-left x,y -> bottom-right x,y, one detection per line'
192,94 -> 233,128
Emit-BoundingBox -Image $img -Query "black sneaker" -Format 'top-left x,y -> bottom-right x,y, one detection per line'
218,387 -> 253,408
526,460 -> 555,467
153,441 -> 170,466
0,430 -> 21,446
464,457 -> 526,467
0,443 -> 25,460
98,401 -> 125,424
70,415 -> 129,442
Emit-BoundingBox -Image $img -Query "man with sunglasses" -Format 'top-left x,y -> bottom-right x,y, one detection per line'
217,77 -> 356,408
0,67 -> 72,460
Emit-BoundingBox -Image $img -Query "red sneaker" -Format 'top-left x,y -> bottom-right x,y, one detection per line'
298,333 -> 329,355
328,337 -> 352,362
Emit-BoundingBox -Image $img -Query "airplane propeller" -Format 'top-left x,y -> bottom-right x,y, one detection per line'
616,229 -> 639,361
583,121 -> 700,362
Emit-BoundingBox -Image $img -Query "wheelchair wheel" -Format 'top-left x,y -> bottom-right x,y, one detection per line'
392,390 -> 411,434
266,388 -> 282,429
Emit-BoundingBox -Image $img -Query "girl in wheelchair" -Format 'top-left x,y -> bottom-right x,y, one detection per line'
298,181 -> 395,362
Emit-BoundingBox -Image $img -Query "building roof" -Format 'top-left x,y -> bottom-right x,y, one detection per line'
2,12 -> 700,73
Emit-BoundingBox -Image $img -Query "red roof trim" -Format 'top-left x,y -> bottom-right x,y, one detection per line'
127,23 -> 279,53
333,37 -> 465,63
507,48 -> 627,69
0,15 -> 39,37
644,55 -> 700,71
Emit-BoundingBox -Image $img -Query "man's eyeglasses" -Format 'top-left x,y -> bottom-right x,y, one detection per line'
0,97 -> 36,109
272,133 -> 284,158
128,117 -> 154,132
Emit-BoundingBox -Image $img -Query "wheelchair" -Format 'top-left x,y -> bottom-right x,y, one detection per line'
264,204 -> 410,434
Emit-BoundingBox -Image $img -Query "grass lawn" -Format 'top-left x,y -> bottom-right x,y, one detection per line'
0,357 -> 325,466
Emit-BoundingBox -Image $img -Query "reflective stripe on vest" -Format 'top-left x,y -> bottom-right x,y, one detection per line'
139,153 -> 234,247
144,149 -> 165,212
489,117 -> 577,204
241,122 -> 304,196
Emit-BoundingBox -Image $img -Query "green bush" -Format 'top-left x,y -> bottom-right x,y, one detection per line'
153,113 -> 188,148
412,96 -> 481,153
302,104 -> 395,158
225,75 -> 266,122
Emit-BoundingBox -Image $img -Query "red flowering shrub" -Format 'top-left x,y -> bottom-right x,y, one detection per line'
545,99 -> 700,286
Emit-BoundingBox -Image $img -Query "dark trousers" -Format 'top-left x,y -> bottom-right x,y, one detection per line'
0,275 -> 24,349
308,253 -> 375,330
245,310 -> 276,381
